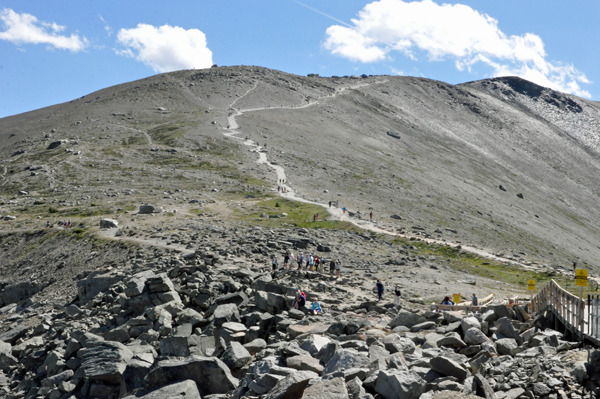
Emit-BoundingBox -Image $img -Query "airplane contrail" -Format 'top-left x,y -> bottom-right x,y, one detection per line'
294,1 -> 353,27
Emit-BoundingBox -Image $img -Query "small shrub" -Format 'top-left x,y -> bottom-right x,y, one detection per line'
275,202 -> 280,208
48,207 -> 58,214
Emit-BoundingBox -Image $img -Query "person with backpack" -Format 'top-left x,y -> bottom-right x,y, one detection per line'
297,252 -> 304,270
376,280 -> 384,301
272,256 -> 278,271
292,290 -> 306,310
329,259 -> 335,276
394,286 -> 402,305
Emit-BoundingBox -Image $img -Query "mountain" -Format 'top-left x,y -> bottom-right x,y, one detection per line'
1,66 -> 600,270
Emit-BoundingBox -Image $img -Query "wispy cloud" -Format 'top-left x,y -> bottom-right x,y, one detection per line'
99,14 -> 112,37
322,0 -> 591,97
116,23 -> 213,72
0,8 -> 87,51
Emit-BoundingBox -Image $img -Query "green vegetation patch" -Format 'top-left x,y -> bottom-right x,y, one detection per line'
393,238 -> 591,296
235,198 -> 359,231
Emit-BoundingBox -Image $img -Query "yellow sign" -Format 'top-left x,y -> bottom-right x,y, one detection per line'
576,269 -> 588,287
528,280 -> 535,291
453,294 -> 461,304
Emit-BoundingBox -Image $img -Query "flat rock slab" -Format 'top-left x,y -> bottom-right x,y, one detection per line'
301,377 -> 349,399
286,355 -> 324,374
145,355 -> 239,394
287,323 -> 330,339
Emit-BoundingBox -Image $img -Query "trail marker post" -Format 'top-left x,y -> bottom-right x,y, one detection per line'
528,280 -> 535,311
453,294 -> 461,305
576,269 -> 588,340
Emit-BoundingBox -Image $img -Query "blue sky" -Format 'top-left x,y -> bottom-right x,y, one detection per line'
1,0 -> 599,118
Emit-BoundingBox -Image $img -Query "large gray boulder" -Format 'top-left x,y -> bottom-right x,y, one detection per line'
322,349 -> 370,375
390,311 -> 426,329
461,317 -> 481,335
382,334 -> 416,354
302,377 -> 349,399
123,380 -> 200,399
494,317 -> 523,345
374,370 -> 426,399
100,218 -> 119,228
145,356 -> 239,394
464,327 -> 489,345
77,272 -> 122,304
255,290 -> 288,314
222,341 -> 252,370
263,370 -> 318,399
495,338 -> 518,356
138,205 -> 163,214
429,356 -> 468,382
78,340 -> 133,384
0,282 -> 45,306
437,332 -> 466,348
213,303 -> 241,327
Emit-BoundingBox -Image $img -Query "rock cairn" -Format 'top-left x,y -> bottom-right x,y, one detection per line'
0,249 -> 598,399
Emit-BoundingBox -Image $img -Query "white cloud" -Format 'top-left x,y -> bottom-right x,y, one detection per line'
116,24 -> 213,73
0,8 -> 87,51
324,0 -> 591,97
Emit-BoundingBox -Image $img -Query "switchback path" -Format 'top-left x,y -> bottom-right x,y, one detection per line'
221,80 -> 537,271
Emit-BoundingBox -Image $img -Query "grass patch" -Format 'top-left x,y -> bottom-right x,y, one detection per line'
235,198 -> 359,230
394,238 -> 591,295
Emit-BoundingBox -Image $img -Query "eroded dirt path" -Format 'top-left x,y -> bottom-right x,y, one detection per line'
221,79 -> 537,271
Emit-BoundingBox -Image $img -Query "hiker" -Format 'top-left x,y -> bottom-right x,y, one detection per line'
315,213 -> 318,221
292,291 -> 306,310
442,296 -> 455,305
370,211 -> 373,221
46,221 -> 51,228
329,259 -> 335,276
376,280 -> 384,301
314,256 -> 320,271
342,207 -> 346,214
329,201 -> 332,208
319,257 -> 325,273
283,252 -> 290,268
311,298 -> 322,315
394,286 -> 402,305
297,252 -> 304,270
277,186 -> 280,192
335,259 -> 342,279
308,254 -> 314,270
306,254 -> 311,269
472,293 -> 478,306
272,256 -> 278,271
573,261 -> 577,275
313,214 -> 316,221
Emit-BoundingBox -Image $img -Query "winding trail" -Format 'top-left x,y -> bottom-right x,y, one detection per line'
220,80 -> 537,270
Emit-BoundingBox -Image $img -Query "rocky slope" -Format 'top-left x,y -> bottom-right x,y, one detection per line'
0,66 -> 600,398
0,242 -> 597,399
0,66 -> 599,269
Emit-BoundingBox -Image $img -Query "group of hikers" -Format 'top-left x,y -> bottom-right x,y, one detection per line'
441,293 -> 478,306
291,288 -> 322,315
272,251 -> 342,278
291,280 -> 402,316
46,220 -> 72,229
